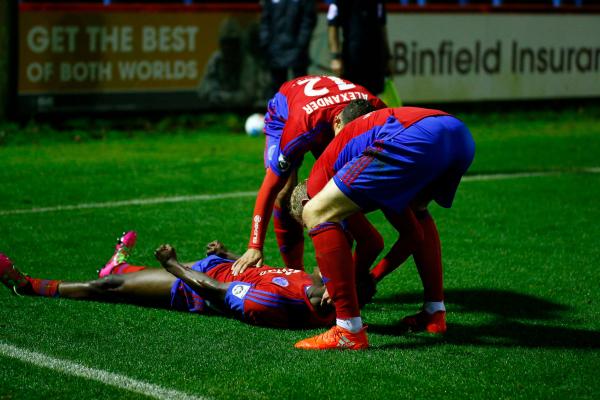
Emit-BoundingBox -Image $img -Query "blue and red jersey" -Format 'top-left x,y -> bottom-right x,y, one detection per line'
249,75 -> 385,250
307,106 -> 475,214
307,107 -> 449,198
264,75 -> 385,177
171,255 -> 334,328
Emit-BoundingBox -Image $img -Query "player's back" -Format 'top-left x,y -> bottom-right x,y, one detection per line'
280,75 -> 382,129
278,76 -> 383,148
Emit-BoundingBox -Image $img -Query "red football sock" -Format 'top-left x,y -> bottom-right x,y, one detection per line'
273,205 -> 305,270
26,277 -> 61,297
413,210 -> 444,302
371,209 -> 423,282
309,222 -> 359,320
111,264 -> 146,275
346,213 -> 383,280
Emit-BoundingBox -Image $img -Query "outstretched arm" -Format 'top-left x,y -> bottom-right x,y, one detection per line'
155,244 -> 230,305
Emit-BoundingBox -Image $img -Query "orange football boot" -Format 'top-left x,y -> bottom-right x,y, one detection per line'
295,325 -> 368,350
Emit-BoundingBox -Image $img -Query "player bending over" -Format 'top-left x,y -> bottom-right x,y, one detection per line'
290,180 -> 424,308
233,75 -> 386,273
0,232 -> 334,329
293,102 -> 475,350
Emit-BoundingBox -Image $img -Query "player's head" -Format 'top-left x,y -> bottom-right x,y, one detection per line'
334,99 -> 377,135
290,180 -> 310,225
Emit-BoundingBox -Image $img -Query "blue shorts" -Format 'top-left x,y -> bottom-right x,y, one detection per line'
333,115 -> 475,214
170,255 -> 230,313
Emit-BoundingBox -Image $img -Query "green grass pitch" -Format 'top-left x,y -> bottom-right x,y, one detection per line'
1,107 -> 599,399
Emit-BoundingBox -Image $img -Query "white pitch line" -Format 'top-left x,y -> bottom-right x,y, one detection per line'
0,191 -> 257,216
1,168 -> 599,217
462,171 -> 559,181
0,342 -> 206,400
462,167 -> 600,182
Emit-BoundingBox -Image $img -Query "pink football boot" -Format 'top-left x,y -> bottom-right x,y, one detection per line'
98,231 -> 137,278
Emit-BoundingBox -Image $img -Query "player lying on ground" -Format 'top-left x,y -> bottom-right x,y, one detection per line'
293,101 -> 475,350
0,232 -> 334,329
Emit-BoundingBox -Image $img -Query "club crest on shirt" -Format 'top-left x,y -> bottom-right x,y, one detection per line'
272,277 -> 289,287
231,284 -> 250,299
278,153 -> 291,172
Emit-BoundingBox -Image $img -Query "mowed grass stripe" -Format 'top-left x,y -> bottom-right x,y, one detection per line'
1,168 -> 599,216
0,342 -> 206,400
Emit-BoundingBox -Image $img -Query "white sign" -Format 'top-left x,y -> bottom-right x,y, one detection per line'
310,14 -> 600,102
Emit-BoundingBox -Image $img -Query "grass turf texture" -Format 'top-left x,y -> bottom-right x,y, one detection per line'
1,107 -> 599,399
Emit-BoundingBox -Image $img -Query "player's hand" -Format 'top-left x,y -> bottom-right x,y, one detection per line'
206,240 -> 227,256
321,288 -> 332,308
231,248 -> 263,276
330,58 -> 343,76
155,244 -> 176,265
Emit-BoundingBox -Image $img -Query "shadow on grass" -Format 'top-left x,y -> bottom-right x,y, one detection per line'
369,289 -> 600,350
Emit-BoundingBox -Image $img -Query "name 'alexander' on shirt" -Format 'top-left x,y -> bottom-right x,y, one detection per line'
302,91 -> 370,114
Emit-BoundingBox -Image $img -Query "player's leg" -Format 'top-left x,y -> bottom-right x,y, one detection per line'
345,213 -> 383,306
402,188 -> 446,333
1,252 -> 175,307
400,117 -> 474,334
400,201 -> 446,334
346,213 -> 384,278
296,179 -> 368,350
273,170 -> 305,269
63,270 -> 175,307
0,253 -> 58,296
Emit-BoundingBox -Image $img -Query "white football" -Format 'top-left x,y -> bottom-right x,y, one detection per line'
245,113 -> 264,137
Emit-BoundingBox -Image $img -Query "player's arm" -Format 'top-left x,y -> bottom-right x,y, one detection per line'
155,244 -> 230,305
232,168 -> 289,274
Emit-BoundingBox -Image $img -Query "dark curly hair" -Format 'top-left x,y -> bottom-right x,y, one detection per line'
339,99 -> 377,125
